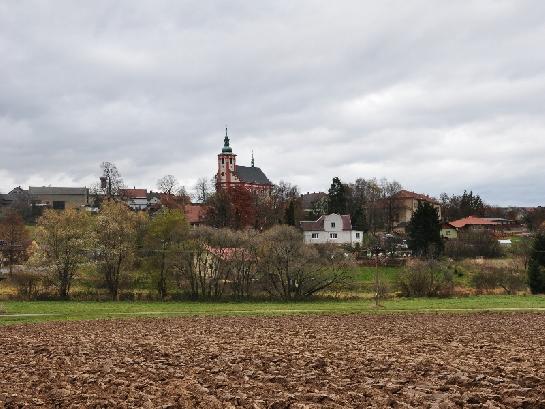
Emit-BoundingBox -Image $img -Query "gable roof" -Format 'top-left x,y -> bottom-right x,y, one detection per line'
449,216 -> 509,229
120,188 -> 148,199
391,190 -> 439,205
184,204 -> 207,225
300,214 -> 353,231
235,165 -> 272,185
29,186 -> 88,196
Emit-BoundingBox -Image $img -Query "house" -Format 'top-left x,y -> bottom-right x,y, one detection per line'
440,222 -> 458,240
120,188 -> 148,211
29,186 -> 89,210
300,213 -> 363,245
215,129 -> 273,194
385,190 -> 442,228
184,204 -> 207,227
449,216 -> 515,234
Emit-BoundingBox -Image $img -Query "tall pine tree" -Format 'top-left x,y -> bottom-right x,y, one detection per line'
528,232 -> 545,294
407,202 -> 443,258
328,177 -> 347,214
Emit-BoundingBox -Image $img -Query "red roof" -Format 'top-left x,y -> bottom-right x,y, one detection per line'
184,204 -> 207,225
449,216 -> 502,229
120,188 -> 147,199
391,190 -> 439,205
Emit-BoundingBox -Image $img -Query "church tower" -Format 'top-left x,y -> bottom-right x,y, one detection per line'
216,128 -> 238,190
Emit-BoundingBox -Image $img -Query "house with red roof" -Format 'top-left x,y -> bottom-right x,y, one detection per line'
448,216 -> 515,233
120,188 -> 148,211
300,213 -> 363,245
385,190 -> 442,229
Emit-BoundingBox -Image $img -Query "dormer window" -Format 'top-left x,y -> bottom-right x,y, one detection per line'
331,222 -> 336,228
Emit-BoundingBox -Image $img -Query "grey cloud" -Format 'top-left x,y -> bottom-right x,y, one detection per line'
1,1 -> 545,205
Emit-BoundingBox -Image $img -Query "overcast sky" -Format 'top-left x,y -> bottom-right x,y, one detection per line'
1,1 -> 544,206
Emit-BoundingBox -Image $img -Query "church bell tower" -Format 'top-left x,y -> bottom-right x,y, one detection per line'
216,128 -> 238,190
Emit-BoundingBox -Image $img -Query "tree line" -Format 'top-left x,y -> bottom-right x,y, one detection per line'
2,202 -> 353,301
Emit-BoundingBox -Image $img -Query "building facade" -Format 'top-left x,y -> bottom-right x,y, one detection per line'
300,214 -> 363,245
387,190 -> 442,228
29,186 -> 89,210
215,129 -> 272,194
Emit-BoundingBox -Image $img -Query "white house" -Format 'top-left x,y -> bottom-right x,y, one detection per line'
300,214 -> 363,245
120,188 -> 148,211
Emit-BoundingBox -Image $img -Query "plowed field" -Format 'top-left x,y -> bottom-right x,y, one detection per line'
1,313 -> 544,408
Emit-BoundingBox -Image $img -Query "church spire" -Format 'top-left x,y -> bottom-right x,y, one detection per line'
222,127 -> 232,153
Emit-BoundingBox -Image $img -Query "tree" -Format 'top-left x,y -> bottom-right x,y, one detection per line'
258,225 -> 353,300
34,209 -> 92,299
157,175 -> 179,195
92,162 -> 125,198
407,202 -> 443,258
527,232 -> 545,294
284,200 -> 296,226
328,177 -> 347,214
380,178 -> 403,232
194,177 -> 212,203
0,210 -> 31,274
94,201 -> 146,300
145,209 -> 189,300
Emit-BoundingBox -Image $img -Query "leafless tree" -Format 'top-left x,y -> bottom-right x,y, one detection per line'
157,175 -> 179,195
193,177 -> 212,203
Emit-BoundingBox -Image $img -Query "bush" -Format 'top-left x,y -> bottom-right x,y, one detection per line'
472,263 -> 526,295
444,231 -> 503,259
396,261 -> 454,297
8,270 -> 44,300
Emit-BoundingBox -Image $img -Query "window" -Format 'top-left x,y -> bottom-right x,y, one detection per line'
221,158 -> 225,164
331,222 -> 336,228
356,233 -> 360,238
230,158 -> 233,164
52,201 -> 65,210
311,233 -> 319,239
330,233 -> 337,239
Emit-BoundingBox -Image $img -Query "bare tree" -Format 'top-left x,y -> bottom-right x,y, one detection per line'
157,175 -> 179,195
258,225 -> 354,300
193,177 -> 212,203
91,162 -> 125,198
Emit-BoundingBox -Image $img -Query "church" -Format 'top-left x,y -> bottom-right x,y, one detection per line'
215,129 -> 273,194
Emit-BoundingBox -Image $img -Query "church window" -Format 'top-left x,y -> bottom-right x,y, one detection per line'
230,158 -> 232,164
221,172 -> 225,176
222,158 -> 224,164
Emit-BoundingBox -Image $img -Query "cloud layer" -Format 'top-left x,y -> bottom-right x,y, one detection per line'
1,1 -> 544,205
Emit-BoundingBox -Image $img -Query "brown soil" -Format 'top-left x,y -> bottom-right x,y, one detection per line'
1,313 -> 545,408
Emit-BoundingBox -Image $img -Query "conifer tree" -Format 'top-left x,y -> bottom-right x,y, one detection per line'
407,202 -> 443,258
328,177 -> 347,214
528,232 -> 545,294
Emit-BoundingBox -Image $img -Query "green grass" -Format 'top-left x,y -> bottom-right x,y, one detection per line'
354,266 -> 401,283
2,295 -> 545,326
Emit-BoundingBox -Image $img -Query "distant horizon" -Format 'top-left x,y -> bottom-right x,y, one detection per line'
1,2 -> 544,207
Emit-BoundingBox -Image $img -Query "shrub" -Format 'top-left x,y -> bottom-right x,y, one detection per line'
396,261 -> 454,297
8,270 -> 44,300
472,263 -> 526,295
444,231 -> 503,259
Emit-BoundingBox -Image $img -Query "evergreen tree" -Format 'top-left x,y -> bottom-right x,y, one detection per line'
328,177 -> 347,214
527,232 -> 545,294
284,200 -> 296,226
407,202 -> 443,258
527,259 -> 544,294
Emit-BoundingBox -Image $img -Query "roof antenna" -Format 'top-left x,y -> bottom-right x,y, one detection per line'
251,150 -> 255,167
